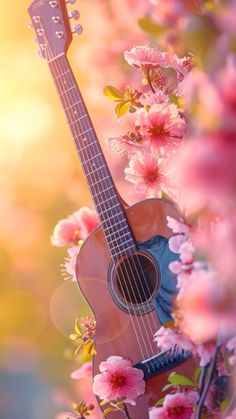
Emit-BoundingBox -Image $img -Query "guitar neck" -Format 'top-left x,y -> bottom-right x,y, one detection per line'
48,54 -> 136,260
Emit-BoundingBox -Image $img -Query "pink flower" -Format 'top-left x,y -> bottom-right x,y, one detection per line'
51,207 -> 99,247
154,326 -> 194,352
175,268 -> 236,343
62,246 -> 78,281
137,103 -> 187,153
149,390 -> 199,419
171,134 -> 236,214
124,46 -> 170,69
140,91 -> 169,106
93,355 -> 145,403
124,152 -> 170,197
226,408 -> 236,419
226,336 -> 236,367
70,362 -> 92,380
167,216 -> 190,235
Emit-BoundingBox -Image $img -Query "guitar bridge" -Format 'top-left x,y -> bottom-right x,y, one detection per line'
133,346 -> 192,379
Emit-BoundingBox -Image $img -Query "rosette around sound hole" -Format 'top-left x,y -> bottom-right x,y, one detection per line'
109,250 -> 161,315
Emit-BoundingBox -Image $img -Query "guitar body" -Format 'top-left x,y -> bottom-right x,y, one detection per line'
76,198 -> 195,418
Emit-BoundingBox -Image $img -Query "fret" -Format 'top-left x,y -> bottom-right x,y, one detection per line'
54,69 -> 71,81
109,238 -> 135,252
69,114 -> 88,126
74,128 -> 94,140
103,218 -> 128,232
90,175 -> 111,188
65,100 -> 82,111
105,226 -> 131,239
96,195 -> 118,207
59,84 -> 77,96
82,153 -> 103,165
48,55 -> 137,260
97,204 -> 121,217
86,164 -> 107,177
92,185 -> 114,198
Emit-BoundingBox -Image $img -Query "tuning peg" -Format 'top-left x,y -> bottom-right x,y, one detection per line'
70,10 -> 80,20
73,24 -> 83,35
28,22 -> 33,29
66,0 -> 76,4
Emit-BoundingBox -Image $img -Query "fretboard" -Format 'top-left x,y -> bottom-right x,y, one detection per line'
49,54 -> 137,260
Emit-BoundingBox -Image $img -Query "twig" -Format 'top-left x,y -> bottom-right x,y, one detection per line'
195,346 -> 219,419
123,404 -> 132,419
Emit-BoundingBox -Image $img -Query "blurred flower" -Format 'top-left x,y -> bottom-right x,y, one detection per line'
140,91 -> 169,107
63,246 -> 79,282
149,390 -> 199,419
124,46 -> 170,69
154,326 -> 194,352
154,325 -> 215,367
124,152 -> 170,197
51,207 -> 99,247
226,336 -> 236,367
226,408 -> 236,419
137,103 -> 186,153
93,355 -> 145,403
70,362 -> 92,380
174,268 -> 236,343
171,134 -> 236,214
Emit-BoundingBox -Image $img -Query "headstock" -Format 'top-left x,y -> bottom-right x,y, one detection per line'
28,0 -> 83,62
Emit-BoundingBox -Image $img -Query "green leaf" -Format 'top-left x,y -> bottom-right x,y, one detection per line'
103,86 -> 124,101
138,17 -> 166,36
155,397 -> 165,407
74,320 -> 83,336
220,399 -> 229,413
193,367 -> 202,385
69,333 -> 80,341
115,101 -> 131,118
168,372 -> 194,386
162,383 -> 174,392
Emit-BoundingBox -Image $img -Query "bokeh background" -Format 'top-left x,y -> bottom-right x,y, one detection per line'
0,1 -> 146,418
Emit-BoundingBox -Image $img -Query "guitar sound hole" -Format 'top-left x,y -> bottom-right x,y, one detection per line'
109,251 -> 161,315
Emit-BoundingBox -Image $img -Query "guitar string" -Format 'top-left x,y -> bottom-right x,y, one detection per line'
41,23 -> 159,363
51,55 -> 157,364
49,51 -> 160,364
54,55 -> 164,361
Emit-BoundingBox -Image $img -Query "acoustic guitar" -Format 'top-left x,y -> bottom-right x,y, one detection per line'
28,1 -> 194,417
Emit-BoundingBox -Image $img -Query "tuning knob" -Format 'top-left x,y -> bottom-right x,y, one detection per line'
73,24 -> 83,35
66,0 -> 76,4
70,10 -> 80,20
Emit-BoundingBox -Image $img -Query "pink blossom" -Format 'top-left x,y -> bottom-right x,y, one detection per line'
154,326 -> 194,352
149,390 -> 199,419
63,246 -> 78,281
70,362 -> 92,380
124,46 -> 170,69
171,134 -> 236,214
226,336 -> 236,367
93,355 -> 145,403
226,408 -> 236,419
195,342 -> 215,367
169,234 -> 187,253
124,152 -> 170,197
167,216 -> 190,235
140,91 -> 168,106
171,54 -> 194,79
51,207 -> 99,247
175,268 -> 236,343
137,103 -> 187,153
